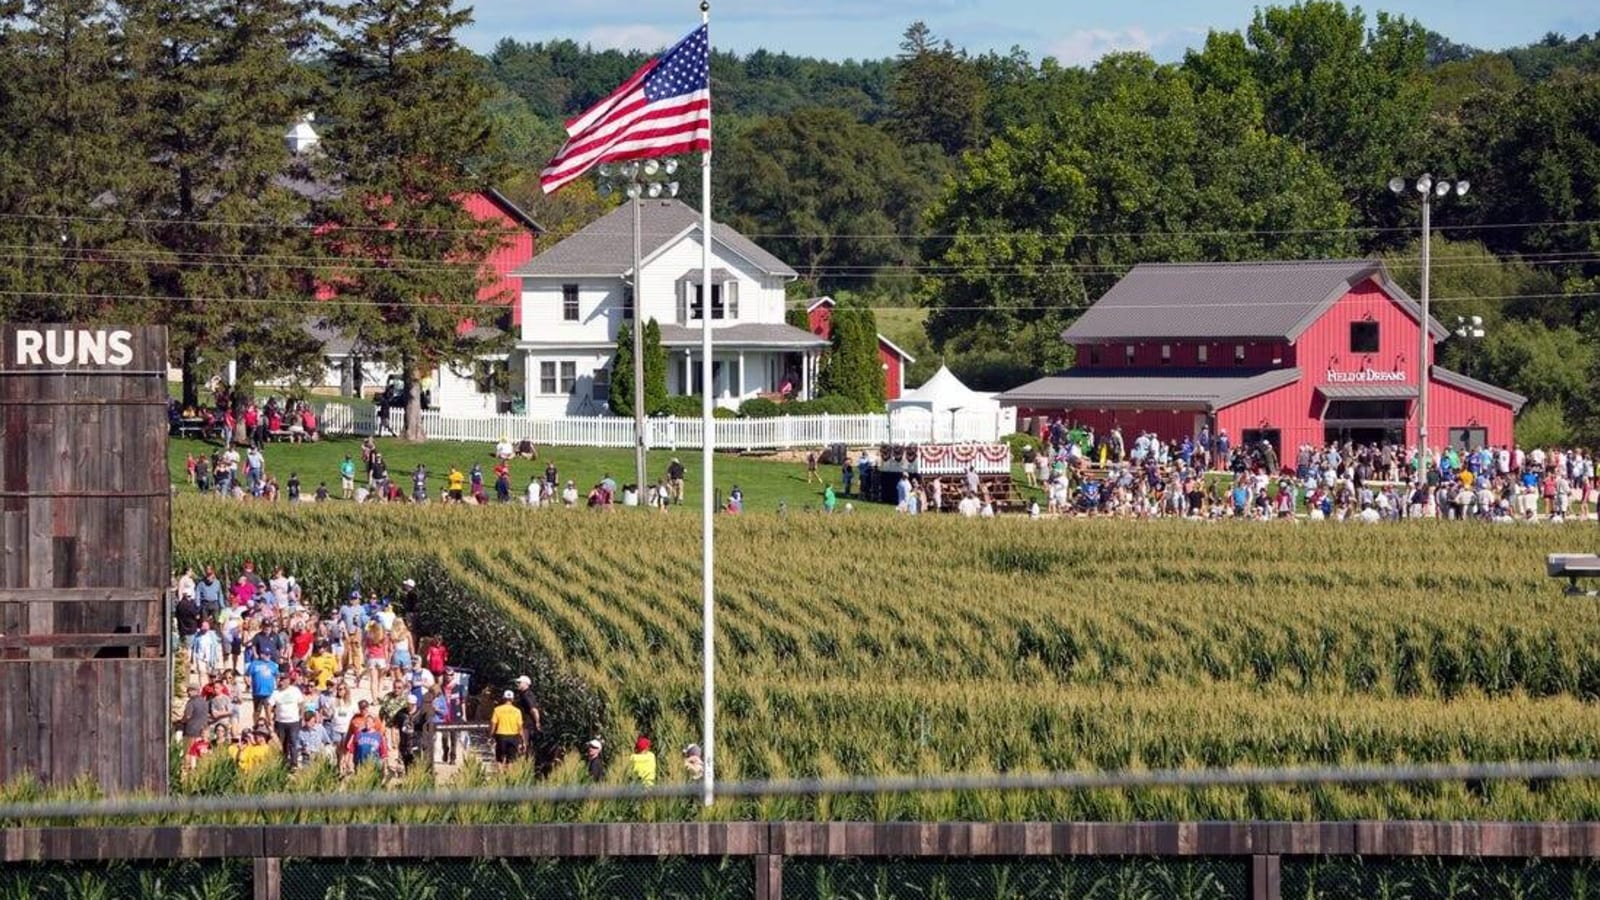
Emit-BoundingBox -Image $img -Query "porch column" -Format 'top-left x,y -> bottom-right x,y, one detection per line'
683,350 -> 692,396
737,350 -> 745,400
801,351 -> 811,400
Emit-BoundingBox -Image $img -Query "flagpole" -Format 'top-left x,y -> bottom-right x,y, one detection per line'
698,0 -> 716,809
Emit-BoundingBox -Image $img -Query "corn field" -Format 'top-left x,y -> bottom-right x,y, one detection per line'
163,496 -> 1600,821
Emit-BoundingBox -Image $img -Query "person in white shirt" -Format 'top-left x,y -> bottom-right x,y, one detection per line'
269,676 -> 306,769
957,494 -> 981,517
561,481 -> 579,507
525,477 -> 540,505
494,436 -> 514,461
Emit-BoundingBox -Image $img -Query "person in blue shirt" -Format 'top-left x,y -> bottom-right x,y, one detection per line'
1231,482 -> 1250,517
350,718 -> 387,768
246,656 -> 280,712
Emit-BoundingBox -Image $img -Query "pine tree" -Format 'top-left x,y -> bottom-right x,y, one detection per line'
817,298 -> 884,410
610,321 -> 635,416
643,318 -> 668,414
0,0 -> 143,323
316,0 -> 510,440
119,0 -> 322,406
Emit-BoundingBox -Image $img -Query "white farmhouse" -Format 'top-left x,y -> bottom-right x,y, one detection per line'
512,200 -> 827,416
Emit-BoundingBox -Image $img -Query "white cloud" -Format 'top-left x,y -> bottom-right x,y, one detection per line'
578,23 -> 678,52
1046,26 -> 1207,66
1047,27 -> 1155,66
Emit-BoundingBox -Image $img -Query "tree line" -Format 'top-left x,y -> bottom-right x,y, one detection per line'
3,0 -> 1598,440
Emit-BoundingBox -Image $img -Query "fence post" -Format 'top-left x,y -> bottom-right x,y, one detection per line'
1251,854 -> 1280,900
253,857 -> 282,900
754,853 -> 783,900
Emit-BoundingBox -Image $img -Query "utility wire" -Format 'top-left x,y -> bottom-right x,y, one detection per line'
1,287 -> 1593,313
7,209 -> 1600,240
0,759 -> 1596,822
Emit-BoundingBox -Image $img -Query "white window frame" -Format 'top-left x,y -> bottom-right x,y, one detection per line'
562,284 -> 579,321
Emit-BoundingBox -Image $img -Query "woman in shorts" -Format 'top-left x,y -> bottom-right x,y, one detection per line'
364,621 -> 390,696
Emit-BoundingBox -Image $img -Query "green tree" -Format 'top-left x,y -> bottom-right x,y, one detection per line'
642,318 -> 668,414
1475,319 -> 1593,410
119,0 -> 321,406
720,107 -> 944,291
887,21 -> 985,156
817,297 -> 883,410
609,318 -> 667,415
0,0 -> 145,323
923,54 -> 1354,376
1516,402 -> 1572,448
1186,2 -> 1432,236
609,321 -> 635,417
316,0 -> 510,440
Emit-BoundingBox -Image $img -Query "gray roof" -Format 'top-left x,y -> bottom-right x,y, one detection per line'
1316,383 -> 1418,401
677,267 -> 737,283
997,367 -> 1301,412
514,200 -> 797,279
657,322 -> 826,348
1061,259 -> 1448,343
1432,365 -> 1527,413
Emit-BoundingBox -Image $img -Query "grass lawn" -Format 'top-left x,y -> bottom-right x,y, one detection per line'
169,435 -> 899,514
873,306 -> 928,350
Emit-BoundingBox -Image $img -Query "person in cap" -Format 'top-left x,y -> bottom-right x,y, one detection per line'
666,458 -> 685,504
489,689 -> 524,769
683,743 -> 704,781
513,675 -> 542,760
628,736 -> 657,786
584,738 -> 606,782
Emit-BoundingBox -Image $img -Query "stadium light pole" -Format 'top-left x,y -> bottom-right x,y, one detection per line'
599,161 -> 680,502
1453,315 -> 1485,379
1388,173 -> 1468,488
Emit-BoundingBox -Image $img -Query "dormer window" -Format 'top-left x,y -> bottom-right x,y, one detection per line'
677,276 -> 739,321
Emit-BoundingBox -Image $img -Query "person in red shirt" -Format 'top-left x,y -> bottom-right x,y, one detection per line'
290,623 -> 314,663
424,637 -> 448,678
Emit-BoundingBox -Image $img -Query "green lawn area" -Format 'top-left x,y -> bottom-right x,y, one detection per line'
170,436 -> 895,513
873,306 -> 928,350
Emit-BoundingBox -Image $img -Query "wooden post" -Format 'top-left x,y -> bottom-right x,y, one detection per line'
754,853 -> 782,900
1251,854 -> 1280,900
253,857 -> 282,900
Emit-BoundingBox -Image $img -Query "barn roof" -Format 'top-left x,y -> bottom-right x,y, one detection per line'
1061,259 -> 1448,343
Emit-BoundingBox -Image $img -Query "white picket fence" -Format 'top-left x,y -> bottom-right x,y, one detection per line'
314,402 -> 1012,450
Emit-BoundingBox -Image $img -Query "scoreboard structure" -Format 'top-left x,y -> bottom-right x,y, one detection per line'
0,324 -> 171,793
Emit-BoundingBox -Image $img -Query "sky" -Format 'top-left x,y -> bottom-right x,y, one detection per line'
460,1 -> 1595,64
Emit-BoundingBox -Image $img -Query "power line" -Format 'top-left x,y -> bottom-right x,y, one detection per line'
7,209 -> 1600,240
0,758 -> 1596,822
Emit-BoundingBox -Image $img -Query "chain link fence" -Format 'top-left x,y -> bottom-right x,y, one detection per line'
279,856 -> 754,900
782,857 -> 1250,900
1282,856 -> 1600,899
0,860 -> 249,900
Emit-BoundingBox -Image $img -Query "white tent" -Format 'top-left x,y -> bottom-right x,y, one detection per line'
888,366 -> 1012,442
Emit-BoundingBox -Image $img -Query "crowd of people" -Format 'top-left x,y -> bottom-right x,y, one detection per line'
1016,422 -> 1597,522
170,561 -> 704,785
182,433 -> 716,512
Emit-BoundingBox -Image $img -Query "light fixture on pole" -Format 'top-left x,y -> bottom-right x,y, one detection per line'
1388,173 -> 1469,489
598,159 -> 681,502
1453,315 -> 1485,379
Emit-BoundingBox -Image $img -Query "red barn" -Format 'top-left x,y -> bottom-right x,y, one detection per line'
805,297 -> 916,400
999,260 -> 1525,458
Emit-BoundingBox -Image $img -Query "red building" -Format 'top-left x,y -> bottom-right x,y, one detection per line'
805,297 -> 916,400
999,260 -> 1525,457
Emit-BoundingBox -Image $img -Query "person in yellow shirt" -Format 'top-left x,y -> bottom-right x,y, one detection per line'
238,730 -> 274,773
489,690 -> 523,768
446,467 -> 465,502
628,736 -> 657,786
306,645 -> 338,691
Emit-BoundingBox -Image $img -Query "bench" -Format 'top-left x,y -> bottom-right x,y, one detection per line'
1547,554 -> 1600,595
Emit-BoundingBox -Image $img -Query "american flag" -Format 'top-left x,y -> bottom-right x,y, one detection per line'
540,25 -> 712,194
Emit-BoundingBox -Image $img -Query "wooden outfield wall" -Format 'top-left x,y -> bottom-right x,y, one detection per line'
3,821 -> 1600,900
0,324 -> 171,794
